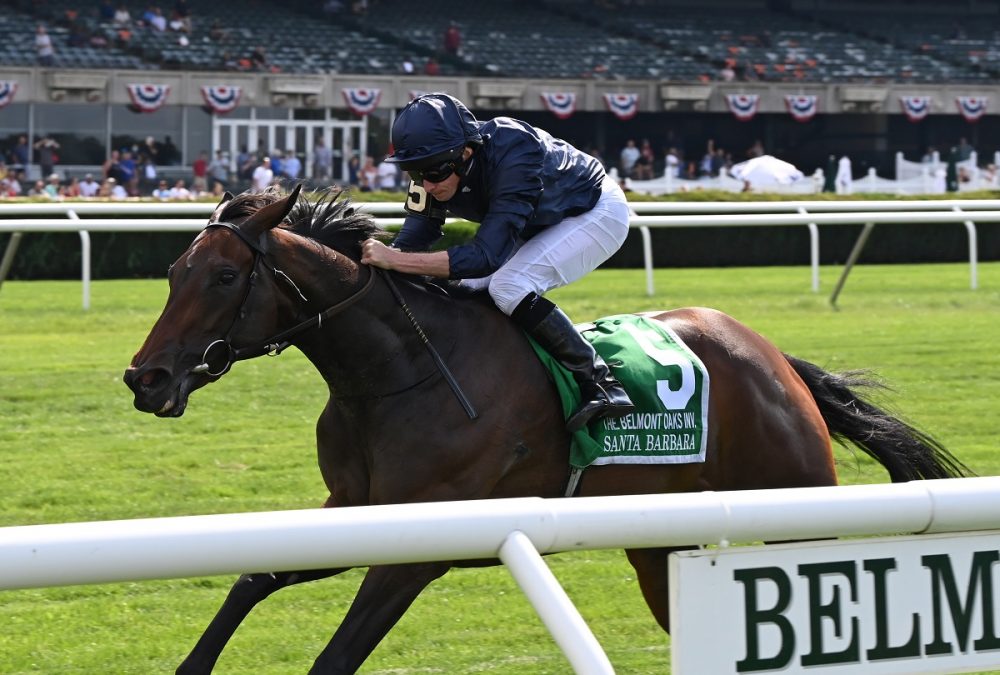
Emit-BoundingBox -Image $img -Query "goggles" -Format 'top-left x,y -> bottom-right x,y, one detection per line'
407,159 -> 461,184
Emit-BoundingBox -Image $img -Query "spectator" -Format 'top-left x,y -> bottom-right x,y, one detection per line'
170,179 -> 192,200
35,25 -> 55,67
313,137 -> 332,183
149,7 -> 167,31
619,139 -> 639,178
103,149 -> 122,182
79,173 -> 100,197
152,179 -> 172,199
251,157 -> 274,192
28,179 -> 46,196
207,150 -> 229,191
101,177 -> 128,200
114,4 -> 132,25
267,150 -> 283,179
443,21 -> 461,55
0,178 -> 16,198
209,20 -> 227,42
172,0 -> 191,32
63,176 -> 81,198
664,147 -> 681,178
376,157 -> 399,191
34,136 -> 60,179
153,136 -> 175,165
12,135 -> 29,170
424,57 -> 440,76
7,171 -> 23,196
192,150 -> 208,193
250,45 -> 269,71
99,0 -> 116,21
118,150 -> 137,195
43,173 -> 62,200
282,150 -> 302,180
359,156 -> 378,191
632,139 -> 655,180
237,145 -> 255,180
347,154 -> 361,188
401,56 -> 415,75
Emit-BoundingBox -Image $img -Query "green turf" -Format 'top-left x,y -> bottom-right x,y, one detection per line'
1,263 -> 998,673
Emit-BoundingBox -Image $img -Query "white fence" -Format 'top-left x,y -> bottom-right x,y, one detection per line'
2,477 -> 1000,674
1,200 -> 998,307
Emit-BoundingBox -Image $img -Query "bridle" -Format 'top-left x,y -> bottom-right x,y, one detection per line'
190,219 -> 476,420
189,221 -> 375,377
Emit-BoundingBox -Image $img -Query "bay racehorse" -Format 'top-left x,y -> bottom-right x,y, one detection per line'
123,185 -> 969,674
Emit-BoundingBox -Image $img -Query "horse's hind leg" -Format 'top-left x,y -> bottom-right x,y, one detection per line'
625,546 -> 696,633
177,567 -> 347,675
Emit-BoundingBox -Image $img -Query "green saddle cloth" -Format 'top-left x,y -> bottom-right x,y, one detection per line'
528,314 -> 710,469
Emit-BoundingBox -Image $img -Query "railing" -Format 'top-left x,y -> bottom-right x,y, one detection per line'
1,477 -> 999,674
1,201 -> 997,308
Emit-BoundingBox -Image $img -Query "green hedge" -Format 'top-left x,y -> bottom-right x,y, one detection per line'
1,191 -> 998,279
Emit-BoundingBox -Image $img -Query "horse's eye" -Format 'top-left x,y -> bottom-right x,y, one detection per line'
219,271 -> 238,285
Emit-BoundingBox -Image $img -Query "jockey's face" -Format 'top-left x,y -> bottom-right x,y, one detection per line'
416,147 -> 472,202
420,171 -> 461,201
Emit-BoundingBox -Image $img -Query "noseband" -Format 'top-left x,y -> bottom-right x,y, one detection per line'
190,221 -> 375,377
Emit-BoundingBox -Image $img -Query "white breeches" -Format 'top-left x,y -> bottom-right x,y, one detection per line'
459,176 -> 630,315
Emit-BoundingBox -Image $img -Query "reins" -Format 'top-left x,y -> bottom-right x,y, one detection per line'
190,221 -> 478,420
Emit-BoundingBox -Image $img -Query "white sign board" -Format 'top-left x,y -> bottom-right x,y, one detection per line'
670,531 -> 1000,674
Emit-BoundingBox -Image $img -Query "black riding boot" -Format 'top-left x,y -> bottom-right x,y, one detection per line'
512,293 -> 634,432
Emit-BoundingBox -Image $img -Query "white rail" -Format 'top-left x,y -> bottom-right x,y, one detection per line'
1,478 -> 998,673
1,201 -> 997,306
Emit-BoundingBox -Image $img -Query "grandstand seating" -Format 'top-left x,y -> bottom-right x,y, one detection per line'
0,0 -> 995,83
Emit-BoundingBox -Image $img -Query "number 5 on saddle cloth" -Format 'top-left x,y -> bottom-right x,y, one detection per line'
528,314 -> 710,469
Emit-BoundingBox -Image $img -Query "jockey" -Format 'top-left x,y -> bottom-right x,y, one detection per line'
361,93 -> 633,432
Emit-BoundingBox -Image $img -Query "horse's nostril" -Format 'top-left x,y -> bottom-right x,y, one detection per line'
128,366 -> 171,393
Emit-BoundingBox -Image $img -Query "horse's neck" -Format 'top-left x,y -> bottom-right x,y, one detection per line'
278,243 -> 499,399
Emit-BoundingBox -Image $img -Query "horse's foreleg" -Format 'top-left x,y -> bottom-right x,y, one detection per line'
177,567 -> 348,675
309,561 -> 451,674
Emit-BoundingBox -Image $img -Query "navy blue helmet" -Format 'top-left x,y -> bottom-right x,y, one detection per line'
386,94 -> 483,170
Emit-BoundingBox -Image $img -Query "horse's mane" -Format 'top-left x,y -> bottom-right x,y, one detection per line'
219,185 -> 386,258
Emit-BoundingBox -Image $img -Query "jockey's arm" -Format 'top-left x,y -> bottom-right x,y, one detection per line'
361,238 -> 450,278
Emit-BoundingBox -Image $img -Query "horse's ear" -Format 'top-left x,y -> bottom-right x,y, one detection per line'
208,191 -> 235,223
242,184 -> 303,237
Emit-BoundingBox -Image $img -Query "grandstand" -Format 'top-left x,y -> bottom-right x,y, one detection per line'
0,0 -> 996,188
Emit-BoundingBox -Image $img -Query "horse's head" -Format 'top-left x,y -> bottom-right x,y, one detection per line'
123,185 -> 304,417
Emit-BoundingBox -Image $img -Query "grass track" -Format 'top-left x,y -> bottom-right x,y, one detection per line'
1,262 -> 998,673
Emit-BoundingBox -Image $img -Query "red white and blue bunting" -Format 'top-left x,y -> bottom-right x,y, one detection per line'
540,92 -> 577,119
342,87 -> 382,116
126,83 -> 171,113
200,85 -> 242,114
899,95 -> 932,122
603,93 -> 639,121
0,80 -> 17,109
784,94 -> 818,122
725,94 -> 760,121
956,96 -> 988,122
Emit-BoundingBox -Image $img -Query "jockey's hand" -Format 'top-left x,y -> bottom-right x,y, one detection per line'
361,238 -> 395,269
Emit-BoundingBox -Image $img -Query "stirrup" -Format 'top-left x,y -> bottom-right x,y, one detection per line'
566,383 -> 634,433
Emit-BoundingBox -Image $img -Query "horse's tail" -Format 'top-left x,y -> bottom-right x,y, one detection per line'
784,354 -> 972,482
